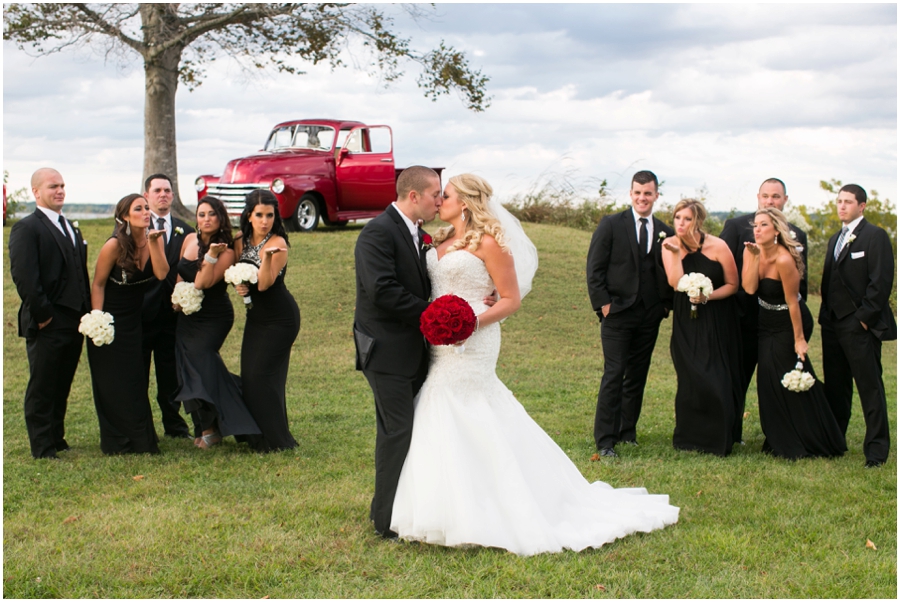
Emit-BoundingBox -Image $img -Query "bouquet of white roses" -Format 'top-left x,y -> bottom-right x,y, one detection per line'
224,262 -> 259,309
171,281 -> 205,315
782,357 -> 815,392
676,272 -> 714,318
79,310 -> 115,346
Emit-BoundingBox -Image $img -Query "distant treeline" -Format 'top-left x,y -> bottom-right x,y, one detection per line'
20,202 -> 116,216
503,179 -> 897,298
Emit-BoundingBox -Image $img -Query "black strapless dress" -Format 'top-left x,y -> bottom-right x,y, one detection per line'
173,258 -> 260,438
238,237 -> 300,452
756,278 -> 846,459
670,249 -> 743,456
87,257 -> 160,454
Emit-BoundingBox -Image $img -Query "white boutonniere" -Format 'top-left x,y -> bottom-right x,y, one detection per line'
846,234 -> 856,245
175,226 -> 184,236
658,232 -> 666,241
789,230 -> 796,240
72,221 -> 80,229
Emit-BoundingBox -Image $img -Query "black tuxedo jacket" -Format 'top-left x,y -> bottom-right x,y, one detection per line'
8,209 -> 91,337
720,212 -> 808,310
819,218 -> 897,341
586,209 -> 675,320
354,205 -> 431,376
142,216 -> 194,323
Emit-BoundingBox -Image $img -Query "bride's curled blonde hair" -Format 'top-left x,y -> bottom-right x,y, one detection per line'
434,174 -> 508,253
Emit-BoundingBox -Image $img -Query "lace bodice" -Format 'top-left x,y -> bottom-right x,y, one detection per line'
428,248 -> 495,310
425,248 -> 502,385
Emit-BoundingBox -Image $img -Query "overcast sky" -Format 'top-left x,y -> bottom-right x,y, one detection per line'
3,3 -> 897,212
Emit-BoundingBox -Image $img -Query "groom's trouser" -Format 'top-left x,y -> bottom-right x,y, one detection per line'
364,355 -> 429,535
594,303 -> 665,450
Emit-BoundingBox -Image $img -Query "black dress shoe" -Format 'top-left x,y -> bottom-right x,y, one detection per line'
598,447 -> 618,458
865,460 -> 885,468
164,431 -> 192,439
377,529 -> 399,541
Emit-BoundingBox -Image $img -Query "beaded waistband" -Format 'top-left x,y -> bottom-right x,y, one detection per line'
758,294 -> 800,311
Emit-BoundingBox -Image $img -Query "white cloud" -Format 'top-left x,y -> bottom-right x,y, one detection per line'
3,3 -> 895,214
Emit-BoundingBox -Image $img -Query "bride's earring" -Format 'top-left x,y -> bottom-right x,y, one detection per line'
462,208 -> 467,222
126,221 -> 131,236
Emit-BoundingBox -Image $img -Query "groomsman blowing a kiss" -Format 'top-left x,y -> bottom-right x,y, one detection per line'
586,170 -> 674,458
819,184 -> 895,468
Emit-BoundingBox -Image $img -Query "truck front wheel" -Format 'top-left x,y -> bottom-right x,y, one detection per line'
291,194 -> 320,232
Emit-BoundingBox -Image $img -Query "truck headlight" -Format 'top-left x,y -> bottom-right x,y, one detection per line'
194,177 -> 206,192
271,178 -> 285,194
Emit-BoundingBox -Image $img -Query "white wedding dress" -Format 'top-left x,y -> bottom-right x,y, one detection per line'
390,248 -> 679,556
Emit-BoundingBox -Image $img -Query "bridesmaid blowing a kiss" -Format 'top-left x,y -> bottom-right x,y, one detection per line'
234,191 -> 300,452
88,193 -> 169,454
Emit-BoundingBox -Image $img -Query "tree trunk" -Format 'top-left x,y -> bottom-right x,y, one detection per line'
141,5 -> 192,219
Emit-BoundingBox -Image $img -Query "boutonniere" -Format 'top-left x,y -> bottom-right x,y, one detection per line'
846,234 -> 856,245
175,226 -> 184,236
421,233 -> 433,251
72,221 -> 80,229
657,232 -> 666,242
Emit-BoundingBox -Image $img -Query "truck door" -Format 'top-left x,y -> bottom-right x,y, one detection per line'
335,126 -> 395,211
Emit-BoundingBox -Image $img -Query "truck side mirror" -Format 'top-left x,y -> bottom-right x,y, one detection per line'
337,146 -> 350,165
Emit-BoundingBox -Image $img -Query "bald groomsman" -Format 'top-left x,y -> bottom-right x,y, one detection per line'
719,178 -> 808,443
819,184 -> 895,468
9,168 -> 91,458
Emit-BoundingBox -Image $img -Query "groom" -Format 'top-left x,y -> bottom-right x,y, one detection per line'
354,166 -> 442,539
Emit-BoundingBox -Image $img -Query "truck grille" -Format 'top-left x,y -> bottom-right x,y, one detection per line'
205,183 -> 268,222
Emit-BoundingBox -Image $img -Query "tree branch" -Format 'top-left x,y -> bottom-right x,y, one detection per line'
73,3 -> 144,55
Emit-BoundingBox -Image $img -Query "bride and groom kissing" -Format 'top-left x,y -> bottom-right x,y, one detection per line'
353,167 -> 678,556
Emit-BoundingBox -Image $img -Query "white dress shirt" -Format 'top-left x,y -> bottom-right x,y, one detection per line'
37,205 -> 75,246
392,202 -> 419,249
631,207 -> 654,254
151,212 -> 172,242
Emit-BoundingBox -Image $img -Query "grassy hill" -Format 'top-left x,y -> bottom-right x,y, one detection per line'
3,219 -> 895,598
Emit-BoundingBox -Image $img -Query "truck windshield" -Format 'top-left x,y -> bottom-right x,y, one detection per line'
265,125 -> 336,152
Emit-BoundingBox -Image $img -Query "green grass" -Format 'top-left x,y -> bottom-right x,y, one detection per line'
4,218 -> 896,598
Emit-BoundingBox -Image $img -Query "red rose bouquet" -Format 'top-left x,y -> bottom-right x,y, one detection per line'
420,294 -> 477,345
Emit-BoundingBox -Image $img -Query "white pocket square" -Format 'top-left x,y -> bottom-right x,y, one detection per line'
851,251 -> 865,259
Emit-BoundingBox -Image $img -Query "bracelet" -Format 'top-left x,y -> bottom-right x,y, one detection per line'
475,317 -> 480,332
204,253 -> 218,264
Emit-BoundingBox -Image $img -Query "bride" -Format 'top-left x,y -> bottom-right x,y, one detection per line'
390,174 -> 679,555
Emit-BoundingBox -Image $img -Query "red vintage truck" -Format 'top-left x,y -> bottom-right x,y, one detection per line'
195,119 -> 441,231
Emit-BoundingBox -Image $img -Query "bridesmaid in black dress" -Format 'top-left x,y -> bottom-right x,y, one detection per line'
87,194 -> 169,454
173,196 -> 260,449
233,190 -> 300,452
742,208 -> 845,459
662,199 -> 743,456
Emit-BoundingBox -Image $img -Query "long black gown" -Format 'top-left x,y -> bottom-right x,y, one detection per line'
670,246 -> 743,456
173,258 -> 260,439
87,255 -> 160,454
238,233 -> 300,452
756,278 -> 846,459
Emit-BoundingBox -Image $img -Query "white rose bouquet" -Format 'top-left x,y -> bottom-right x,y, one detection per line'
224,262 -> 259,309
171,281 -> 205,315
782,357 -> 815,392
79,310 -> 115,346
676,272 -> 714,318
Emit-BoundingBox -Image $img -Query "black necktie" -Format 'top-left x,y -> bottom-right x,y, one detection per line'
58,215 -> 73,246
157,217 -> 168,246
639,217 -> 648,255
